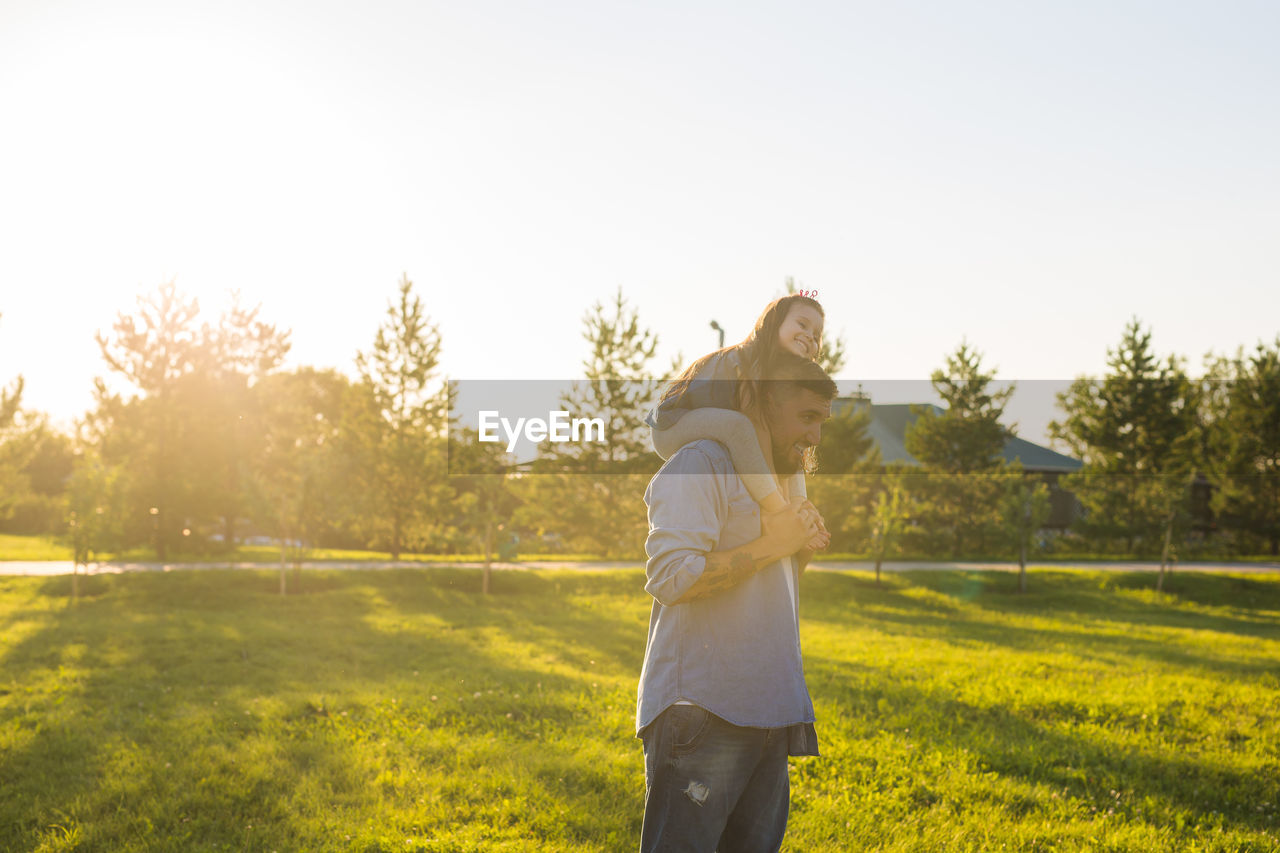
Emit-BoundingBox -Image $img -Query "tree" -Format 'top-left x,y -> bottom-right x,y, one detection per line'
192,291 -> 292,548
515,288 -> 669,557
0,412 -> 74,534
806,398 -> 881,553
0,423 -> 30,525
89,282 -> 291,557
448,425 -> 520,594
92,282 -> 201,558
1001,472 -> 1051,593
66,449 -> 126,599
0,312 -> 26,514
249,368 -> 349,594
870,471 -> 909,586
908,342 -> 1013,473
1,312 -> 22,429
556,287 -> 666,472
904,342 -> 1017,557
1204,339 -> 1280,555
351,274 -> 449,559
1050,319 -> 1200,566
0,376 -> 19,430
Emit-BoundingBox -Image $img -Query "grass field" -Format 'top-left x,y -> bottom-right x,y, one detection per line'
0,534 -> 73,561
5,531 -> 1278,566
0,534 -> 601,564
1,567 -> 1278,851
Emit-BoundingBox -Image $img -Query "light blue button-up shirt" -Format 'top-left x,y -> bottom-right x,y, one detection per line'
635,439 -> 820,757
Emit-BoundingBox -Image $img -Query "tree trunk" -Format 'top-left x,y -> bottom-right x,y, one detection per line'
1018,539 -> 1027,594
1157,518 -> 1173,593
391,512 -> 401,561
294,538 -> 303,589
155,507 -> 167,561
482,517 -> 493,596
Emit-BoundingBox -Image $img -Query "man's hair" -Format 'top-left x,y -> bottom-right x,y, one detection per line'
760,351 -> 837,405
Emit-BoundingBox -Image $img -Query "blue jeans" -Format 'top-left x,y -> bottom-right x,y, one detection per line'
640,704 -> 791,853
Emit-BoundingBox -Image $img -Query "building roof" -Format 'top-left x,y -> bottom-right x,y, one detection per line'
831,399 -> 1083,474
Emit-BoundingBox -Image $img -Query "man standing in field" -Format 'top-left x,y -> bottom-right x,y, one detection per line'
636,353 -> 835,852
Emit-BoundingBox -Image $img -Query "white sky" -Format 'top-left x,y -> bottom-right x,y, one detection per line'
1,0 -> 1277,445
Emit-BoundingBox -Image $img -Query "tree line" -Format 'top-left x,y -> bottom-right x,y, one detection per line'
808,318 -> 1280,589
2,283 -> 1279,584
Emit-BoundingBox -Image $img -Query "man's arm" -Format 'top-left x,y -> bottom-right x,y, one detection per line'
673,503 -> 813,604
644,445 -> 814,607
675,534 -> 791,604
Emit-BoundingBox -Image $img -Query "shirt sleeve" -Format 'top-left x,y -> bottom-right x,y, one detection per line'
643,445 -> 727,607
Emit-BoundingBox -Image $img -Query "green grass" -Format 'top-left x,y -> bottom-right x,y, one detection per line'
1,568 -> 1278,851
0,534 -> 73,561
819,552 -> 1280,564
0,532 -> 599,564
105,546 -> 604,564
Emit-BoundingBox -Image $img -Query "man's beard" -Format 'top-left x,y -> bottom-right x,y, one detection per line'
772,444 -> 800,476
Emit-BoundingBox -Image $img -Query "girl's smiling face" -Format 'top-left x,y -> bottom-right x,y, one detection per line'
778,303 -> 824,359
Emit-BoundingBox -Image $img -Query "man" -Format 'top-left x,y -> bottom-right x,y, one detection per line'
636,352 -> 836,852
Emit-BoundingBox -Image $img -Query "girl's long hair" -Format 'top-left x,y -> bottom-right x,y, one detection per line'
660,294 -> 825,420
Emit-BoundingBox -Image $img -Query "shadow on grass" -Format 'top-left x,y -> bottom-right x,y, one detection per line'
797,570 -> 1280,836
0,568 -> 650,851
801,571 -> 1280,677
803,653 -> 1280,835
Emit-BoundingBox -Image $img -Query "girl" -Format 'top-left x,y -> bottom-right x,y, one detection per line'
647,293 -> 827,514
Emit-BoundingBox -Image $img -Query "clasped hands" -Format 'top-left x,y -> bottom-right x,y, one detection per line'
762,496 -> 830,555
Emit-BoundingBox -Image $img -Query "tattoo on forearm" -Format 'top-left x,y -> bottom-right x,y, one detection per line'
678,549 -> 758,603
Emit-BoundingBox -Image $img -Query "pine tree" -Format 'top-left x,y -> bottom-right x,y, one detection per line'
806,399 -> 881,553
904,342 -> 1017,557
352,274 -> 449,559
1204,338 -> 1280,555
870,470 -> 910,586
67,450 -> 126,598
182,292 -> 291,549
1050,318 -> 1199,565
0,313 -> 21,431
249,368 -> 349,593
516,288 -> 668,557
448,424 -> 520,594
92,282 -> 202,559
1001,472 -> 1052,593
89,282 -> 291,558
907,342 -> 1013,473
0,313 -> 33,526
0,412 -> 73,534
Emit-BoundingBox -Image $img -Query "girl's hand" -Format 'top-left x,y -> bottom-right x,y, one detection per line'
790,497 -> 828,535
788,497 -> 829,551
762,503 -> 817,556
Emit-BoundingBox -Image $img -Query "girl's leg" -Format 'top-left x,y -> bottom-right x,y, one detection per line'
788,472 -> 807,501
651,408 -> 786,511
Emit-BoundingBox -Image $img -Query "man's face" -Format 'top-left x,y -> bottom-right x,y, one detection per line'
765,388 -> 832,475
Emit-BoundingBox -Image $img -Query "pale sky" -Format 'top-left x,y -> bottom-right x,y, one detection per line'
1,0 -> 1277,444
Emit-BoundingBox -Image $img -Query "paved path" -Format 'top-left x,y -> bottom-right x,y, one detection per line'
2,559 -> 1278,577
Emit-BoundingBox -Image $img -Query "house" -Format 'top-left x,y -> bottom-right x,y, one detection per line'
831,398 -> 1083,529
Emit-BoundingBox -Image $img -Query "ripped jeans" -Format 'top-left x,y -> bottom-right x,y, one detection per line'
639,704 -> 791,853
